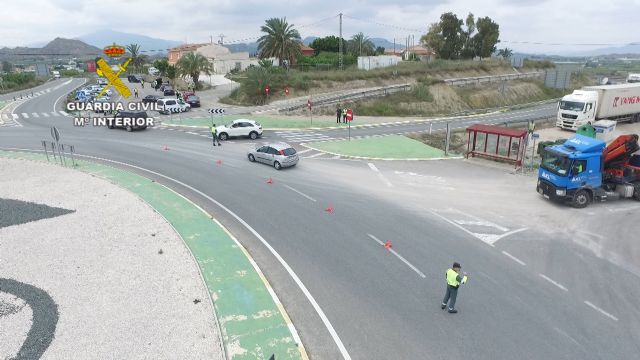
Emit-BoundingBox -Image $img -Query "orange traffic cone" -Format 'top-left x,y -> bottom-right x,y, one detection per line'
384,241 -> 392,249
163,145 -> 169,151
267,177 -> 273,184
216,160 -> 223,165
325,205 -> 334,214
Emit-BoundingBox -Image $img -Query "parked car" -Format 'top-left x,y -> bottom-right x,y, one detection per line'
148,67 -> 160,76
93,98 -> 111,114
159,83 -> 171,92
127,75 -> 143,83
247,142 -> 298,170
181,91 -> 195,101
217,119 -> 263,141
163,88 -> 176,96
156,98 -> 190,114
185,95 -> 200,107
142,94 -> 161,103
97,78 -> 108,86
108,111 -> 149,131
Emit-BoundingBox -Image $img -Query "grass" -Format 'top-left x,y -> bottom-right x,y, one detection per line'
305,135 -> 448,159
163,115 -> 369,129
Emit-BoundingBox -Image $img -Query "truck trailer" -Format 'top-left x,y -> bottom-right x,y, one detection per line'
537,134 -> 640,208
556,84 -> 640,131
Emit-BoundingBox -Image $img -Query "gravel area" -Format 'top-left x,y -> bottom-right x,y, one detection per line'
0,158 -> 222,359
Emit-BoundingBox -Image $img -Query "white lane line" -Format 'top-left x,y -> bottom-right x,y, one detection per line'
31,112 -> 39,118
584,301 -> 618,321
539,274 -> 568,291
22,113 -> 29,119
12,114 -> 18,120
332,155 -> 341,159
367,234 -> 426,278
54,78 -> 85,112
305,152 -> 324,158
50,111 -> 58,116
367,163 -> 393,188
185,131 -> 199,135
429,210 -> 488,244
501,251 -> 526,266
41,112 -> 50,117
45,151 -> 353,360
59,111 -> 69,116
297,148 -> 313,154
494,227 -> 529,242
283,184 -> 317,202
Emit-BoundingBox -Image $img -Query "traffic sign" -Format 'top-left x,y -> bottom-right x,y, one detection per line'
307,99 -> 312,110
285,86 -> 289,96
265,85 -> 270,95
50,126 -> 60,142
208,108 -> 225,114
346,109 -> 353,121
532,133 -> 540,139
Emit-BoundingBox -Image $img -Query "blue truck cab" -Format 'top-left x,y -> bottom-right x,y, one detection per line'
537,135 -> 606,208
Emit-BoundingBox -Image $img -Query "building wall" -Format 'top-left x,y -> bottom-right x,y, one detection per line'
357,55 -> 402,70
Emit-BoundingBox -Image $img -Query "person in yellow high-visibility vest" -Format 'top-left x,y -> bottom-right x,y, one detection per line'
441,262 -> 468,313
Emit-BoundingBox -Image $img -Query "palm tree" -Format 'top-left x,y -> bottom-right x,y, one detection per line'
348,33 -> 375,56
497,47 -> 513,59
126,44 -> 141,72
166,65 -> 177,85
257,17 -> 302,67
153,59 -> 169,77
176,52 -> 211,90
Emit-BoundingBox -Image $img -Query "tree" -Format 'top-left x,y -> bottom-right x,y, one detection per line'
497,47 -> 513,59
473,17 -> 500,58
460,13 -> 476,59
309,36 -> 344,54
348,32 -> 375,56
166,64 -> 177,85
2,61 -> 13,73
153,59 -> 169,76
375,46 -> 385,55
126,44 -> 141,72
257,17 -> 302,67
422,12 -> 464,60
176,52 -> 211,90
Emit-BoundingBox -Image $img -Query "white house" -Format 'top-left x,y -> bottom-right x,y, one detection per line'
196,44 -> 259,74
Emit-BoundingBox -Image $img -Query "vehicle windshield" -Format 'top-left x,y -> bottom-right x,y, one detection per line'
282,148 -> 296,156
540,149 -> 572,176
559,101 -> 585,111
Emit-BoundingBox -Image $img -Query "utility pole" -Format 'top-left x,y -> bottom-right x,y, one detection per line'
339,13 -> 343,70
218,34 -> 225,45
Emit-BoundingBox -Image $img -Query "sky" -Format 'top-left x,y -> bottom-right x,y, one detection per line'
1,0 -> 639,55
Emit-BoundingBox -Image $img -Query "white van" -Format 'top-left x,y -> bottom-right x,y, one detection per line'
52,70 -> 60,79
156,98 -> 190,114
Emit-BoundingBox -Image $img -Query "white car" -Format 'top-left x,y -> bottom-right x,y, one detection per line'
97,78 -> 108,86
217,119 -> 263,141
148,67 -> 160,76
156,98 -> 190,114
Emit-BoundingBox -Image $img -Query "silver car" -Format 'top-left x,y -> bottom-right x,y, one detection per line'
247,142 -> 299,170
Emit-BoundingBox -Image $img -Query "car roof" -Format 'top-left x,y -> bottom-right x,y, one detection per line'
232,119 -> 256,123
262,142 -> 293,150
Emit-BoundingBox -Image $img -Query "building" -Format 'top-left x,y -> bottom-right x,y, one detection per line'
384,49 -> 404,56
196,43 -> 259,75
300,44 -> 315,56
168,43 -> 209,65
403,45 -> 435,61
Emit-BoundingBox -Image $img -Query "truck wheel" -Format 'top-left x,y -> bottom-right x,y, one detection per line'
572,190 -> 590,208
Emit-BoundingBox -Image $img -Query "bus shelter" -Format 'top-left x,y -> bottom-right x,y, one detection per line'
466,124 -> 528,168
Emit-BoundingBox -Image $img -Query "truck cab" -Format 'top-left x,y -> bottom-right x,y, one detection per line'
556,90 -> 599,130
537,135 -> 605,207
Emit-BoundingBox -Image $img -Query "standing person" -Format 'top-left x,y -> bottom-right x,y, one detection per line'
441,262 -> 468,314
336,107 -> 342,123
134,87 -> 139,98
141,79 -> 145,89
342,108 -> 347,123
176,91 -> 181,100
210,124 -> 221,147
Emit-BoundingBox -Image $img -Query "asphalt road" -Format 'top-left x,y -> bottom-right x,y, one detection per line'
1,78 -> 639,359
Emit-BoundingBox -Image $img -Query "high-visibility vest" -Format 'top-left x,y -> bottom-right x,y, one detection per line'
446,269 -> 467,287
210,126 -> 217,134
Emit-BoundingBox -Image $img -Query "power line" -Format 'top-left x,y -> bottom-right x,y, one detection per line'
342,14 -> 423,33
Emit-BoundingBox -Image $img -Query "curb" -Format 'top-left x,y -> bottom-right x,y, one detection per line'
300,139 -> 464,161
0,150 -> 308,360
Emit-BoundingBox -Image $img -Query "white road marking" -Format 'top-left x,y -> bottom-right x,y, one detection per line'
12,114 -> 18,120
332,155 -> 341,159
296,148 -> 313,154
31,112 -> 39,118
35,151 -> 353,360
367,234 -> 426,278
367,163 -> 393,188
59,111 -> 69,116
41,112 -> 50,117
283,184 -> 317,202
50,111 -> 58,116
539,274 -> 568,291
429,210 -> 495,247
22,113 -> 29,118
185,131 -> 199,135
501,251 -> 526,266
584,301 -> 618,321
305,152 -> 324,158
454,220 -> 509,232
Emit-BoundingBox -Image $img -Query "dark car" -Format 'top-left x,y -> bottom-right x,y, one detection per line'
181,91 -> 195,101
159,83 -> 171,92
142,95 -> 160,103
163,88 -> 176,96
127,75 -> 143,83
186,95 -> 200,107
107,111 -> 149,132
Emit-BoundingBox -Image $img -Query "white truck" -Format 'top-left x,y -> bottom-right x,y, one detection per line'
52,70 -> 60,79
627,74 -> 640,83
556,84 -> 640,131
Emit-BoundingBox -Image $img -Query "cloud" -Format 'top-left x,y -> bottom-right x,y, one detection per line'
1,0 -> 638,55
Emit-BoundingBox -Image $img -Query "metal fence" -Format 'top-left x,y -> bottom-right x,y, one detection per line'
280,84 -> 411,111
443,72 -> 544,86
42,140 -> 77,167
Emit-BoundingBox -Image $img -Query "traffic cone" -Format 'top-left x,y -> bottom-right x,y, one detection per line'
163,145 -> 169,151
384,241 -> 392,249
267,177 -> 273,184
216,160 -> 223,165
324,205 -> 334,214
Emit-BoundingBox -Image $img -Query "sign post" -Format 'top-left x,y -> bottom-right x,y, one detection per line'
50,126 -> 63,165
307,97 -> 312,127
346,108 -> 353,141
531,133 -> 539,171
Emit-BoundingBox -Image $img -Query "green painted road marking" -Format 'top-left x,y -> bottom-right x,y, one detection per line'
164,115 -> 366,129
0,151 -> 305,360
306,135 -> 449,160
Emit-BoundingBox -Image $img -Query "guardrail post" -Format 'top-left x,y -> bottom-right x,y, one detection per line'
42,141 -> 50,162
69,145 -> 76,167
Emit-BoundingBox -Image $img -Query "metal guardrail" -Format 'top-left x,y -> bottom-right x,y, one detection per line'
280,84 -> 411,112
42,140 -> 76,167
443,72 -> 544,86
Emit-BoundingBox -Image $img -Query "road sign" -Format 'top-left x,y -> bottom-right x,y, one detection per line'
532,133 -> 540,139
208,108 -> 225,114
346,109 -> 353,121
265,85 -> 270,95
307,99 -> 312,110
285,86 -> 289,96
50,126 -> 60,142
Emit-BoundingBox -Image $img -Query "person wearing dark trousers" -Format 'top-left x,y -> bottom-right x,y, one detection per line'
336,107 -> 342,123
342,108 -> 347,123
441,262 -> 468,313
211,124 -> 221,147
134,88 -> 138,98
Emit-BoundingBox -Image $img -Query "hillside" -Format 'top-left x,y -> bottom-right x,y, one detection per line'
78,30 -> 182,53
0,38 -> 101,59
